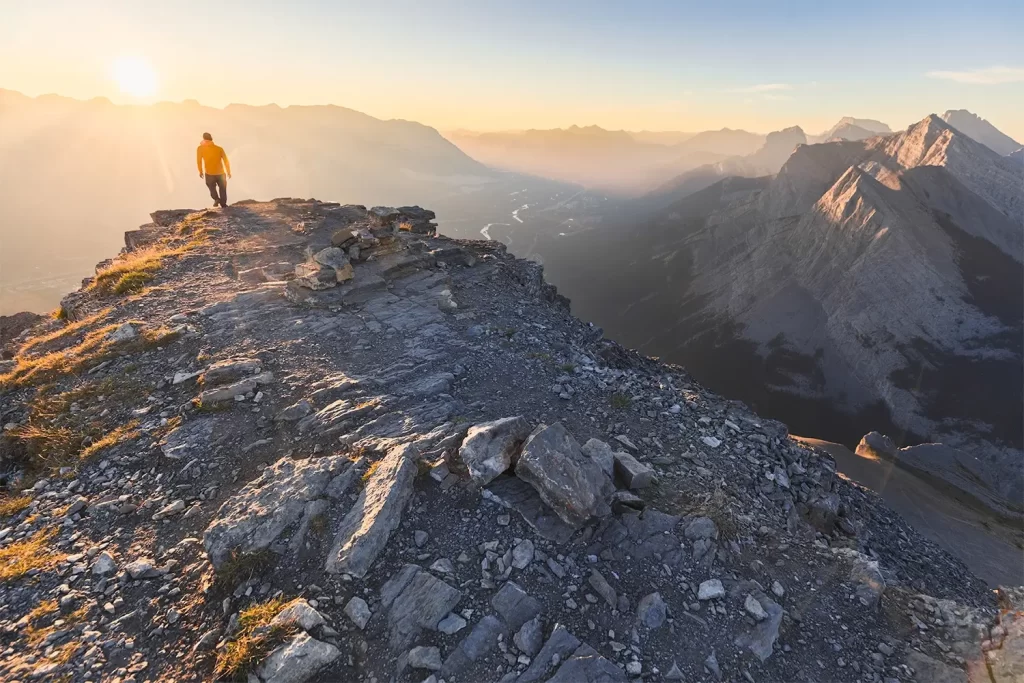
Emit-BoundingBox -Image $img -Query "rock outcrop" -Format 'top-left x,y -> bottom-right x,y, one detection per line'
0,198 -> 1016,683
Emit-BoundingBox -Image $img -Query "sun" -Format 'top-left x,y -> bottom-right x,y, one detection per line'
111,56 -> 158,98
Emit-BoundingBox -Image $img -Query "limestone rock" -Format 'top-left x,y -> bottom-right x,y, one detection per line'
547,643 -> 626,683
459,416 -> 531,486
381,564 -> 462,649
613,451 -> 655,489
325,444 -> 418,577
735,593 -> 784,662
514,615 -> 544,657
514,422 -> 613,528
270,599 -> 326,632
492,581 -> 542,632
580,438 -> 616,477
204,454 -> 354,569
516,625 -> 581,683
344,596 -> 371,630
257,632 -> 341,683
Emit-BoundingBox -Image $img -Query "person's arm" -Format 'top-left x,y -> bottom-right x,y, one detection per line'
197,147 -> 203,177
222,149 -> 231,178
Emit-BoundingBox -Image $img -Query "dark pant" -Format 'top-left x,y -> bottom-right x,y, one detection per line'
205,174 -> 227,206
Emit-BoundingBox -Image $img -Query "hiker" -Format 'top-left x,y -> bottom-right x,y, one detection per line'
196,132 -> 231,208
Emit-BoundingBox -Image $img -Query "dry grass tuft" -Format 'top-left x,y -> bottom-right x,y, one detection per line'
17,309 -> 113,357
214,549 -> 277,592
0,529 -> 65,583
214,596 -> 296,680
24,599 -> 59,646
0,495 -> 32,518
6,424 -> 87,471
78,420 -> 140,461
360,459 -> 381,484
1,321 -> 178,390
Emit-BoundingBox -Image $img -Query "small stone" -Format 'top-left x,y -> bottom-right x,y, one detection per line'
344,596 -> 371,630
414,531 -> 429,548
771,581 -> 785,598
512,540 -> 535,569
437,613 -> 467,635
698,580 -> 725,601
637,592 -> 667,629
514,615 -> 544,657
702,436 -> 721,448
745,594 -> 768,621
704,651 -> 723,680
626,660 -> 642,675
407,645 -> 442,671
430,558 -> 454,574
91,552 -> 117,576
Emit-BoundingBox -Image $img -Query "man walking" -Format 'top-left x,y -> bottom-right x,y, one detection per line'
196,132 -> 231,207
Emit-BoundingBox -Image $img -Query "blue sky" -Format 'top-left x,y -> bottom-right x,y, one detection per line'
3,0 -> 1022,138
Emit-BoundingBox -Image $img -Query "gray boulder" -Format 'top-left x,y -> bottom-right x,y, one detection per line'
514,423 -> 613,528
459,416 -> 532,486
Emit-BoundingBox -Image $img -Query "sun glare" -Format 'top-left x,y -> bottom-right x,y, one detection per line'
111,56 -> 158,98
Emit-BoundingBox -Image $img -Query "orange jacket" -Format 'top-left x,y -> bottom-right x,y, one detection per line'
197,140 -> 231,175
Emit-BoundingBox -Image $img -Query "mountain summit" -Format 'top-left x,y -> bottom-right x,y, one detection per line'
941,109 -> 1022,156
0,198 -> 1017,682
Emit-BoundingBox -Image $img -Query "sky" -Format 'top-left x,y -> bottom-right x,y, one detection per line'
2,0 -> 1023,140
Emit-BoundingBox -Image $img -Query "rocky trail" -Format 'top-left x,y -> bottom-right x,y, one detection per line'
0,199 -> 1020,683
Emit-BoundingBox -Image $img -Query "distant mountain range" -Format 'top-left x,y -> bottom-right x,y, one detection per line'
941,109 -> 1023,156
536,113 -> 1023,520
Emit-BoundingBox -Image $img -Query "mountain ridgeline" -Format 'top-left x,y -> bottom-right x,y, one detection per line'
536,114 -> 1024,521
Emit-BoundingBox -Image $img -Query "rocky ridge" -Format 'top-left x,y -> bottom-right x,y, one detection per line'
0,199 -> 1020,682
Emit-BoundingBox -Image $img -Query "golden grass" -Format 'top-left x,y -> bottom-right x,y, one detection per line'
6,424 -> 87,471
90,227 -> 212,297
0,529 -> 65,583
50,641 -> 81,666
214,597 -> 296,681
0,495 -> 32,518
24,599 -> 58,646
17,309 -> 113,357
360,459 -> 381,484
0,322 -> 177,390
78,420 -> 140,461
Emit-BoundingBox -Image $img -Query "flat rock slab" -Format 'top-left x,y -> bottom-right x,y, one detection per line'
484,476 -> 577,544
491,581 -> 542,632
516,624 -> 581,683
258,632 -> 341,683
514,422 -> 613,528
204,454 -> 354,569
440,614 -> 507,678
547,643 -> 626,683
380,564 -> 462,650
326,444 -> 418,577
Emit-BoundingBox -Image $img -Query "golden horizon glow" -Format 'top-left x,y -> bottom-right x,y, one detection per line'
110,56 -> 158,99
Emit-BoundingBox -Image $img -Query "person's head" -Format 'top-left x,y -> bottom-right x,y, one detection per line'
202,132 -> 213,141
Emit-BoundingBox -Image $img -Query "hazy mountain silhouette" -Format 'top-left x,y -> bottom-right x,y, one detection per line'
446,125 -> 767,194
0,89 -> 571,313
941,109 -> 1023,155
